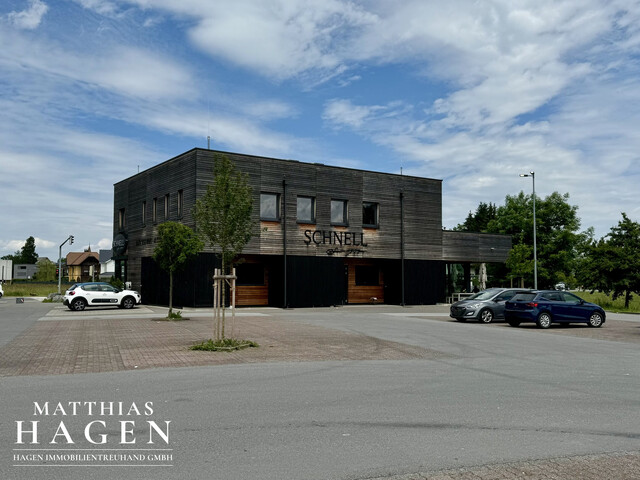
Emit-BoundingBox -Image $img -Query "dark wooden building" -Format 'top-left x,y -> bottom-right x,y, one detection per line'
113,148 -> 511,307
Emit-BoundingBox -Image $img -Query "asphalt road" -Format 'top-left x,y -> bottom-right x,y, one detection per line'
1,304 -> 640,480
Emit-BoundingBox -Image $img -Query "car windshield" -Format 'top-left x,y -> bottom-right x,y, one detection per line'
468,289 -> 502,300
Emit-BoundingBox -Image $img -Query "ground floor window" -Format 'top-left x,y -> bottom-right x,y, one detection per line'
236,263 -> 265,286
355,265 -> 380,286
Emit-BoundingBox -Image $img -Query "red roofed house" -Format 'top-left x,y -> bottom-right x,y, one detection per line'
66,251 -> 100,283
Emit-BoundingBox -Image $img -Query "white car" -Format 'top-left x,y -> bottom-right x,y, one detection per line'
0,283 -> 3,298
63,282 -> 141,311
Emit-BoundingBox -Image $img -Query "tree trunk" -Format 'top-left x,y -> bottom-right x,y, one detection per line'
625,290 -> 631,309
169,271 -> 173,316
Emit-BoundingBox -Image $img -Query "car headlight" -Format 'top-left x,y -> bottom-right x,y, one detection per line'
469,303 -> 483,309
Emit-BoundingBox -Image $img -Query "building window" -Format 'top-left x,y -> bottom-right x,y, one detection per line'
260,193 -> 280,221
177,190 -> 184,218
331,199 -> 348,225
142,201 -> 147,226
153,198 -> 158,223
362,202 -> 379,228
355,265 -> 380,286
164,194 -> 170,220
118,208 -> 126,229
236,263 -> 265,286
296,196 -> 315,223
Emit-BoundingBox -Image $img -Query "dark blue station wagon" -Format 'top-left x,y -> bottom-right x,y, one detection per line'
504,291 -> 606,329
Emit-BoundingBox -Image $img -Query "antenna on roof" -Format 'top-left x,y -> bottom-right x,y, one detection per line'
207,96 -> 211,150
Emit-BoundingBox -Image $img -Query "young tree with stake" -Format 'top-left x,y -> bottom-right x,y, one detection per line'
192,155 -> 254,339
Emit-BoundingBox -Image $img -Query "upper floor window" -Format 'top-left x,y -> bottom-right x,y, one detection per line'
362,202 -> 379,228
142,201 -> 147,226
296,196 -> 315,224
118,208 -> 126,229
177,190 -> 184,218
260,193 -> 280,221
330,199 -> 348,225
164,194 -> 170,220
152,198 -> 158,223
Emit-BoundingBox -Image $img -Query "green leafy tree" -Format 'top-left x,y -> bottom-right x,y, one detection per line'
20,236 -> 39,264
192,155 -> 254,338
505,244 -> 534,287
486,191 -> 584,288
577,213 -> 640,308
34,258 -> 56,282
153,222 -> 203,316
455,202 -> 497,232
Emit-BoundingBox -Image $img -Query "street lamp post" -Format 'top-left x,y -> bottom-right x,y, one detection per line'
58,235 -> 74,294
519,171 -> 537,289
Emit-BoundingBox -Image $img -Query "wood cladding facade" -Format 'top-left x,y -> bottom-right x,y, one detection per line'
114,148 -> 511,307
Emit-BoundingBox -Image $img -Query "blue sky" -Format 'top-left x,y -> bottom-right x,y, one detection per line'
1,0 -> 639,262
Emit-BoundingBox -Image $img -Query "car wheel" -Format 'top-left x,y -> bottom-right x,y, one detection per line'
588,312 -> 604,328
479,309 -> 494,324
536,312 -> 552,329
507,320 -> 520,327
71,298 -> 86,311
121,296 -> 135,309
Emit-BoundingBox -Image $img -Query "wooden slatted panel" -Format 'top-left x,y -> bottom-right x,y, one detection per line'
442,231 -> 511,262
236,285 -> 269,306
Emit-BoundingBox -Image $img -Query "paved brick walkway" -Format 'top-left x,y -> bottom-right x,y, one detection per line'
0,308 -> 444,377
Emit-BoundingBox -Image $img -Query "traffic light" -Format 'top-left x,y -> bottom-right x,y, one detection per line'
69,235 -> 74,245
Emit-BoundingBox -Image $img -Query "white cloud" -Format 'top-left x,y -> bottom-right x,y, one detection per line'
34,237 -> 55,250
1,240 -> 24,252
0,29 -> 195,100
323,99 -> 381,129
96,238 -> 113,250
6,0 -> 48,30
73,0 -> 121,17
122,0 -> 376,81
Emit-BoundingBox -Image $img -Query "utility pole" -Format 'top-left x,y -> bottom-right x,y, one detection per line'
519,171 -> 537,289
58,235 -> 74,294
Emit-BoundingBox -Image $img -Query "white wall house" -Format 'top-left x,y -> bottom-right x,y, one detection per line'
99,250 -> 115,279
0,259 -> 12,282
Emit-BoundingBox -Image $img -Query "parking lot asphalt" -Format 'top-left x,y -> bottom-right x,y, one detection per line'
1,301 -> 640,479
